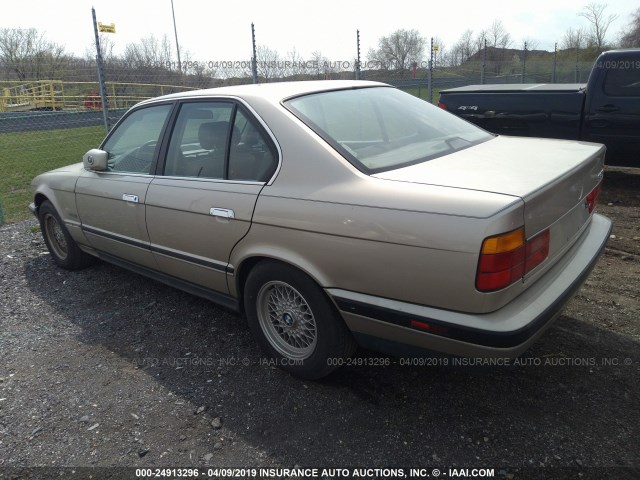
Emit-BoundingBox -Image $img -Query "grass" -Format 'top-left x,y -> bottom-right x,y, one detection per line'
0,126 -> 105,223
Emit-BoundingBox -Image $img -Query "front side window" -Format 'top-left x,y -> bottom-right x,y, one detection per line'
102,104 -> 172,174
284,87 -> 493,173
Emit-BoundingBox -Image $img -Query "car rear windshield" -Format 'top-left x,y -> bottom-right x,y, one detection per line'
284,86 -> 493,173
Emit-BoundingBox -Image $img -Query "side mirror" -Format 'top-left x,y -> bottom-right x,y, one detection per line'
83,149 -> 108,171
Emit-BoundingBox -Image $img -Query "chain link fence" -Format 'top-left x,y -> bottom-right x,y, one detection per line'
0,44 -> 599,224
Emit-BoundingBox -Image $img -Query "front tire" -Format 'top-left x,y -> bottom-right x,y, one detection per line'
38,200 -> 96,270
244,261 -> 356,379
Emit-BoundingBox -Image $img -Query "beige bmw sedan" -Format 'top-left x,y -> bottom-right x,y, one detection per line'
30,80 -> 611,379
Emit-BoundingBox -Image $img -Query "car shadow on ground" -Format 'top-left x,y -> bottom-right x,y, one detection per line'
23,255 -> 639,470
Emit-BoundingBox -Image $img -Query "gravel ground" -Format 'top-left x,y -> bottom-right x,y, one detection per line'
0,167 -> 638,480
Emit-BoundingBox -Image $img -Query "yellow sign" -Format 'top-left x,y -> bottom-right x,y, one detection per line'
432,45 -> 440,52
98,22 -> 116,33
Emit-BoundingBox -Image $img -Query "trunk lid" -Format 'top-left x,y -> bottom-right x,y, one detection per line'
375,135 -> 605,278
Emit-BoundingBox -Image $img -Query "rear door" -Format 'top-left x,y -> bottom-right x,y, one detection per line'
583,59 -> 640,164
145,100 -> 279,295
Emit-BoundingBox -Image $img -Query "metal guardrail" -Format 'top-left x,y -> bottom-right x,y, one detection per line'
0,109 -> 128,134
0,80 -> 64,112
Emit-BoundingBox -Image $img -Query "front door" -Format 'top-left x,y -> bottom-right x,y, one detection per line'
76,103 -> 173,269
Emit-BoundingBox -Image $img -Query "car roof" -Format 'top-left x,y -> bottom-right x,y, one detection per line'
137,80 -> 390,106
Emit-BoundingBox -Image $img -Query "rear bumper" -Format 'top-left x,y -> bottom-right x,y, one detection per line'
28,202 -> 38,216
329,213 -> 612,358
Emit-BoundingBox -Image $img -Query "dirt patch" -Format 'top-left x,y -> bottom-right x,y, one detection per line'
0,168 -> 638,479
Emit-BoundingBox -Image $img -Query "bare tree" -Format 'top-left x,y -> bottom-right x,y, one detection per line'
368,29 -> 426,73
562,27 -> 587,50
309,50 -> 334,78
579,3 -> 618,50
84,33 -> 116,63
123,34 -> 175,71
0,27 -> 68,80
118,34 -> 185,85
255,45 -> 280,81
447,31 -> 472,67
474,29 -> 489,54
619,7 -> 640,47
521,37 -> 539,51
284,48 -> 305,77
454,30 -> 476,64
487,20 -> 512,49
179,50 -> 216,88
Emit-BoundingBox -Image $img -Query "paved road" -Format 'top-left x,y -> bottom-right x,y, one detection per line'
0,110 -> 126,134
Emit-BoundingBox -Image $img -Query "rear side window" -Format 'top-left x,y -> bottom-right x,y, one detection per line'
164,101 -> 277,182
229,109 -> 278,182
603,68 -> 640,97
284,87 -> 492,173
164,102 -> 234,179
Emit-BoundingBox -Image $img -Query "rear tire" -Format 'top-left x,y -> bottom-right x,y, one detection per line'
244,261 -> 356,379
38,200 -> 96,270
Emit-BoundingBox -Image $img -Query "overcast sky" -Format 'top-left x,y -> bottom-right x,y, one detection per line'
2,0 -> 635,62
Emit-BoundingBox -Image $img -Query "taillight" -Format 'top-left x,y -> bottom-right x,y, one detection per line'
437,102 -> 448,110
476,227 -> 550,292
585,181 -> 601,214
525,229 -> 550,274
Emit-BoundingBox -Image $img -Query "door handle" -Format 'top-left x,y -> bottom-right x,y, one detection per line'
209,208 -> 235,219
596,105 -> 619,113
122,194 -> 139,203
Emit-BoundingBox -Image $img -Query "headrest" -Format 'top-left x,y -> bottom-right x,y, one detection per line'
198,121 -> 229,150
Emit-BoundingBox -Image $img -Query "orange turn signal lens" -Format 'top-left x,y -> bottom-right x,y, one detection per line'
481,228 -> 525,255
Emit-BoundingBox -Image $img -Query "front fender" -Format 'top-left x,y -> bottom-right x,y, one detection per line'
31,165 -> 86,244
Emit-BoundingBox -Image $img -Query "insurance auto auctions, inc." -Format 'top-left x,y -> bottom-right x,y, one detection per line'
253,468 -> 495,478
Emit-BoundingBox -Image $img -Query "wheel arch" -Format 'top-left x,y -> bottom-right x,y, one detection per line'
233,252 -> 333,316
32,186 -> 65,220
34,192 -> 50,211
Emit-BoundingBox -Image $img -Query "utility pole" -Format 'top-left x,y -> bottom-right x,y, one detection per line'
481,39 -> 487,84
521,41 -> 527,83
428,37 -> 434,103
552,42 -> 557,83
91,7 -> 109,134
170,0 -> 182,75
355,30 -> 361,80
251,23 -> 258,84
